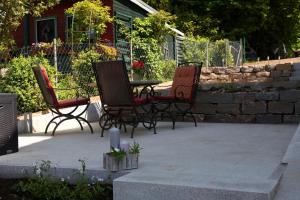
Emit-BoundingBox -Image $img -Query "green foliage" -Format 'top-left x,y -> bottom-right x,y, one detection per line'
182,36 -> 234,67
160,59 -> 176,81
56,74 -> 79,100
65,0 -> 113,43
108,148 -> 126,161
0,0 -> 60,47
182,36 -> 209,64
145,0 -> 300,59
211,39 -> 234,67
15,160 -> 107,200
129,141 -> 143,154
0,55 -> 56,113
125,11 -> 176,80
71,49 -> 100,95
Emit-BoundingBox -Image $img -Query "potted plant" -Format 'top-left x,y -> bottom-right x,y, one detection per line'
132,60 -> 145,80
126,141 -> 143,169
103,147 -> 126,172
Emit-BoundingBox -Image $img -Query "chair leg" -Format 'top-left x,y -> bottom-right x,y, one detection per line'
52,118 -> 69,136
190,113 -> 197,127
78,116 -> 94,133
75,118 -> 84,131
130,127 -> 135,138
101,119 -> 110,137
45,116 -> 60,134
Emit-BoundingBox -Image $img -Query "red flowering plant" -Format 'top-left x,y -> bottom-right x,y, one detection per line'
132,60 -> 145,77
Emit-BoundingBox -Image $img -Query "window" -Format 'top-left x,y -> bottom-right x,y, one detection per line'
35,17 -> 57,43
65,15 -> 73,41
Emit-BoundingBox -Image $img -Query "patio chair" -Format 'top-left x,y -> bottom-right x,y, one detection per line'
32,66 -> 94,135
92,60 -> 156,138
152,62 -> 202,129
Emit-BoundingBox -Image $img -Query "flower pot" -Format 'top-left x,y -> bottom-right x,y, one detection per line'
103,153 -> 126,172
133,72 -> 143,80
126,153 -> 139,169
103,153 -> 139,172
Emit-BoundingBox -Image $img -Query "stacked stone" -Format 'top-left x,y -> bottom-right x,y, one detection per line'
192,83 -> 300,124
200,63 -> 293,84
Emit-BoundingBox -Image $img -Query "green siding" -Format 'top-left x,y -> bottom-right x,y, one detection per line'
113,0 -> 148,19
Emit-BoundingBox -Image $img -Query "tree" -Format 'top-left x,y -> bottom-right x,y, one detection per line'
0,0 -> 60,48
65,0 -> 113,43
145,0 -> 300,59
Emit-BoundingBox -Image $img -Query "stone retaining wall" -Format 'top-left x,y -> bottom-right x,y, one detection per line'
200,63 -> 293,84
192,81 -> 300,124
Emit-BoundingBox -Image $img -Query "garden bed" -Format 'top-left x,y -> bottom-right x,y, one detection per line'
0,178 -> 113,200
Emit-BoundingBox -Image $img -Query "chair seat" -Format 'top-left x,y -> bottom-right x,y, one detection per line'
151,95 -> 191,102
151,95 -> 175,101
134,97 -> 148,105
57,97 -> 90,109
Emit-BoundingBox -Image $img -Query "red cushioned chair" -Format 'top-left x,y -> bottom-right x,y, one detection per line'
152,62 -> 202,129
32,66 -> 93,135
92,60 -> 156,138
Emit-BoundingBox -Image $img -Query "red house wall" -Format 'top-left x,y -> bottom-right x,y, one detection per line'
12,0 -> 114,47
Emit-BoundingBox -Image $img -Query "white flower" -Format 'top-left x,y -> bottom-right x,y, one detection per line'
36,168 -> 41,176
97,178 -> 104,182
60,178 -> 65,182
114,148 -> 120,152
88,184 -> 91,187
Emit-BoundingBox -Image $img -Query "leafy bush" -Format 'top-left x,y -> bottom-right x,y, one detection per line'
182,36 -> 208,64
1,55 -> 56,113
71,49 -> 100,96
95,43 -> 118,60
160,59 -> 176,81
15,160 -> 110,200
56,74 -> 79,100
123,11 -> 176,80
182,36 -> 234,67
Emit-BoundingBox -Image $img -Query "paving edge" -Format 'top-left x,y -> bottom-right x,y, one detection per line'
0,164 -> 127,184
282,123 -> 300,163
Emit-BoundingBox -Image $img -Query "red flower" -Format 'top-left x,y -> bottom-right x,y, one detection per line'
132,61 -> 145,70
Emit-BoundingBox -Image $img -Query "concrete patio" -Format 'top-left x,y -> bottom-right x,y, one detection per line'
0,122 -> 299,200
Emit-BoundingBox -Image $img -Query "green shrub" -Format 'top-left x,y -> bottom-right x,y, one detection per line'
182,36 -> 234,67
160,59 -> 176,81
1,55 -> 56,113
71,49 -> 100,96
15,160 -> 108,200
56,74 -> 79,100
182,36 -> 208,64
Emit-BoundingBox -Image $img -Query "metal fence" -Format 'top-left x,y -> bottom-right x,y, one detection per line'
177,37 -> 243,67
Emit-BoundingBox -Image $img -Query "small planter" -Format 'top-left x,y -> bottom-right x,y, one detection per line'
126,153 -> 139,169
103,153 -> 139,172
103,153 -> 126,172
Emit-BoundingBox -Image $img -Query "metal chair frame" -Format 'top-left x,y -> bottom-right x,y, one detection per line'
154,62 -> 202,129
93,60 -> 157,138
33,66 -> 94,136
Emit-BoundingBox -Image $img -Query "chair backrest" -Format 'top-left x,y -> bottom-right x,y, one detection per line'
169,62 -> 202,101
32,66 -> 59,107
93,60 -> 134,106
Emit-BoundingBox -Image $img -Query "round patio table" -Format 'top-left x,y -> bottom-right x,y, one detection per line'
130,80 -> 162,97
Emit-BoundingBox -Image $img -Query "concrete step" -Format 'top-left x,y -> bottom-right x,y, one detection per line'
114,172 -> 283,200
274,124 -> 300,200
